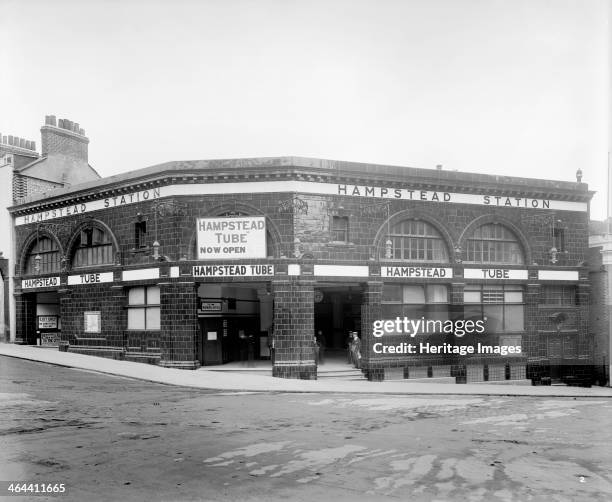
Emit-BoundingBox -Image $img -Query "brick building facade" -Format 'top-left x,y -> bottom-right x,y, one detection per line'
9,157 -> 593,382
1,115 -> 100,343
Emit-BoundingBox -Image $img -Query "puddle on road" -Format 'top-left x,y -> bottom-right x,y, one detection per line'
0,392 -> 54,408
199,437 -> 612,499
504,456 -> 612,494
302,396 -> 487,413
461,400 -> 608,426
203,441 -> 293,464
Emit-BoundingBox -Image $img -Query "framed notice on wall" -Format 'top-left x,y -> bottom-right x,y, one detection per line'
41,333 -> 60,346
84,311 -> 101,333
38,315 -> 58,329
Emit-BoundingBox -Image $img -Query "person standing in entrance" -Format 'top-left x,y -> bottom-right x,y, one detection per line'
312,334 -> 320,365
239,331 -> 248,365
268,326 -> 275,364
346,331 -> 354,364
351,332 -> 361,369
247,333 -> 255,367
315,330 -> 326,365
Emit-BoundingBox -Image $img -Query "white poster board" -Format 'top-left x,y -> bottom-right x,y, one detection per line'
84,311 -> 101,333
38,315 -> 58,329
197,217 -> 266,260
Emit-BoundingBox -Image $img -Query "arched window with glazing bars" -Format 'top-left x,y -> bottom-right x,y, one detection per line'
465,223 -> 524,265
25,237 -> 61,275
381,219 -> 449,262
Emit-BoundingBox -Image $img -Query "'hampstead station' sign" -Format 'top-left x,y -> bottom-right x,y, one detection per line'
16,180 -> 588,226
197,217 -> 267,260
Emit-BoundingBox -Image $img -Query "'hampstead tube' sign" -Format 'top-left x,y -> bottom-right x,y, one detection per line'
197,217 -> 267,260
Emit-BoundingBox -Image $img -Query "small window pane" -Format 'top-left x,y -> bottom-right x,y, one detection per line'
482,289 -> 504,304
505,305 -> 524,331
382,284 -> 402,303
464,291 -> 481,303
403,304 -> 426,318
464,305 -> 482,322
427,304 -> 450,322
427,285 -> 448,303
403,285 -> 425,304
146,307 -> 160,330
128,308 -> 145,329
382,303 -> 403,319
504,291 -> 523,303
129,287 -> 145,305
147,286 -> 160,305
483,305 -> 503,332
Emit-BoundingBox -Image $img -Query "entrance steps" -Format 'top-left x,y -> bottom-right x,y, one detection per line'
203,360 -> 365,380
317,367 -> 364,380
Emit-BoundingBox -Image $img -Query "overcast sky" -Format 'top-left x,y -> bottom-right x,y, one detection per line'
1,0 -> 609,219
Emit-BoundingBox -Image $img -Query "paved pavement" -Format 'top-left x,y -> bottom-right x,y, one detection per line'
2,356 -> 612,501
2,343 -> 612,397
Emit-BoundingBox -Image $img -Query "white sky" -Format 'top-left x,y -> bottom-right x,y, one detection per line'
1,0 -> 609,219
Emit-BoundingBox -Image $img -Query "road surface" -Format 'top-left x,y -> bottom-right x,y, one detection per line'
1,356 -> 611,501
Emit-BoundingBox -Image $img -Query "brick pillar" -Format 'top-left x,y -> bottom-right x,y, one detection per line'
449,282 -> 466,381
58,287 -> 73,345
159,280 -> 199,369
14,292 -> 36,344
525,283 -> 542,380
576,281 -> 592,379
361,281 -> 383,381
272,277 -> 316,379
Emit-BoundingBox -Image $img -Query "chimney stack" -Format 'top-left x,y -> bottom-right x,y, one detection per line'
41,115 -> 89,162
0,132 -> 38,153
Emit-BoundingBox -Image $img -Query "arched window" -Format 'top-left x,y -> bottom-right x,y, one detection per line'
381,219 -> 449,262
72,227 -> 114,268
465,223 -> 524,265
25,237 -> 61,275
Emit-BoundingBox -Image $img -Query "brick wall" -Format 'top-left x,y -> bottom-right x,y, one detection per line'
41,126 -> 88,161
60,279 -> 125,360
295,195 -> 588,266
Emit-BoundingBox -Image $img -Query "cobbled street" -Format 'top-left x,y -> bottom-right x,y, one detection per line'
1,356 -> 612,501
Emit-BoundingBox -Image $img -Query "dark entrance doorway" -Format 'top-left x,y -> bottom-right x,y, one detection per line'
196,283 -> 272,366
21,291 -> 61,345
313,285 -> 362,350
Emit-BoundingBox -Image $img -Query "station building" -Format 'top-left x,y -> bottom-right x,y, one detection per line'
9,157 -> 593,382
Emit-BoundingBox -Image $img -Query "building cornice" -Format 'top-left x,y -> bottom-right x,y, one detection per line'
9,157 -> 593,214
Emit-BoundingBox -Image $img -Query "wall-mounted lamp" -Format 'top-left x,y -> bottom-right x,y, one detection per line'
293,238 -> 302,259
152,240 -> 161,260
454,244 -> 462,264
549,246 -> 558,264
384,239 -> 393,259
